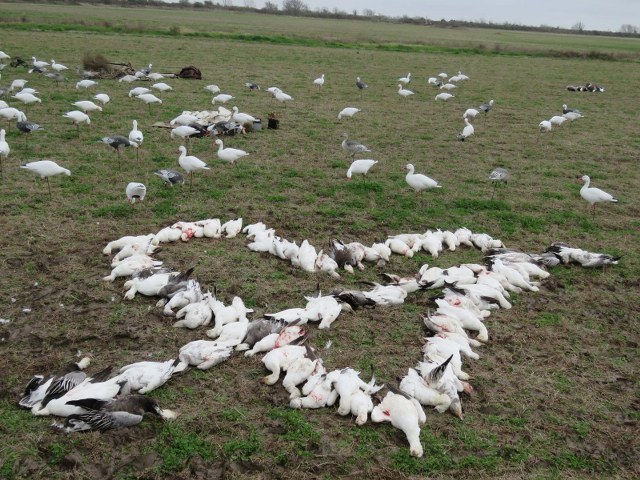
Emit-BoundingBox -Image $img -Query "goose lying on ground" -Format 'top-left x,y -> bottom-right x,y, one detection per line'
178,340 -> 233,370
19,357 -> 91,409
545,242 -> 620,267
111,359 -> 186,394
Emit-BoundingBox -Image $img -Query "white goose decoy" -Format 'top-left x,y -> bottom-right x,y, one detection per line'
440,83 -> 457,91
405,163 -> 441,192
12,92 -> 41,106
549,115 -> 567,127
463,108 -> 480,119
479,99 -> 495,115
398,72 -> 411,84
489,167 -> 509,199
136,93 -> 162,107
151,82 -> 172,94
273,89 -> 293,105
75,79 -> 97,89
214,139 -> 249,165
579,175 -> 617,214
457,118 -> 474,141
231,106 -> 258,125
125,182 -> 146,204
347,159 -> 378,180
63,110 -> 91,132
20,160 -> 71,195
72,100 -> 102,113
338,107 -> 361,119
438,72 -> 448,79
398,84 -> 415,98
31,57 -> 49,69
0,107 -> 27,122
129,120 -> 143,159
170,125 -> 200,145
212,93 -> 234,104
9,79 -> 27,92
118,74 -> 138,83
205,84 -> 220,94
313,73 -> 325,87
170,113 -> 199,126
128,87 -> 151,97
457,71 -> 470,81
50,60 -> 68,72
356,76 -> 368,97
154,169 -> 184,187
178,145 -> 209,188
435,92 -> 454,101
563,111 -> 583,122
0,51 -> 10,61
539,120 -> 552,133
93,93 -> 110,105
0,128 -> 9,178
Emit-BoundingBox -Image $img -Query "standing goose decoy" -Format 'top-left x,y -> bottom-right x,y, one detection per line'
100,135 -> 138,158
51,394 -> 177,432
129,120 -> 143,160
154,169 -> 184,187
489,167 -> 509,199
405,163 -> 441,193
63,110 -> 91,134
341,133 -> 371,158
0,128 -> 9,178
457,118 -> 474,141
231,106 -> 258,126
125,182 -> 146,204
136,93 -> 162,109
16,120 -> 43,146
273,89 -> 293,105
398,72 -> 411,84
549,115 -> 567,127
151,82 -> 173,95
93,93 -> 110,105
0,51 -> 10,62
435,92 -> 454,102
212,93 -> 234,104
463,108 -> 480,120
214,138 -> 249,165
31,57 -> 49,69
313,73 -> 325,87
538,120 -> 552,140
245,82 -> 260,91
128,86 -> 150,98
50,60 -> 68,72
170,125 -> 201,146
562,104 -> 582,115
563,111 -> 583,122
356,76 -> 368,98
346,159 -> 378,181
20,160 -> 71,195
578,175 -> 618,215
75,79 -> 97,89
0,107 -> 27,122
178,145 -> 209,190
9,79 -> 27,92
205,84 -> 221,94
397,84 -> 414,99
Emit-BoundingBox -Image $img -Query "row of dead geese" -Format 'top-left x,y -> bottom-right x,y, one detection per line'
17,215 -> 620,456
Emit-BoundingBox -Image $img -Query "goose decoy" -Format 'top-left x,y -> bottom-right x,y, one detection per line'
16,120 -> 43,146
12,92 -> 41,108
463,108 -> 479,119
346,159 -> 377,181
205,84 -> 220,94
20,160 -> 71,195
338,107 -> 361,119
398,72 -> 411,84
214,138 -> 249,165
355,76 -> 368,97
397,84 -> 414,98
405,163 -> 441,192
178,145 -> 209,189
341,133 -> 370,158
128,87 -> 151,98
51,394 -> 177,432
245,82 -> 260,91
100,136 -> 138,165
71,100 -> 102,113
0,107 -> 27,122
129,120 -> 143,159
50,60 -> 68,72
231,106 -> 258,126
545,242 -> 620,268
0,128 -> 9,178
562,104 -> 582,115
479,99 -> 495,115
154,169 -> 184,187
151,82 -> 172,94
9,79 -> 27,92
93,93 -> 110,105
136,93 -> 162,108
489,167 -> 509,199
578,175 -> 617,215
31,57 -> 49,69
75,79 -> 97,89
125,182 -> 146,204
435,92 -> 454,101
457,118 -> 474,141
212,93 -> 234,104
313,73 -> 325,87
63,110 -> 90,133
440,83 -> 456,91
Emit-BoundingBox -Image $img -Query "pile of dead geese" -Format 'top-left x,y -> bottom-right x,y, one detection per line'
18,218 -> 619,456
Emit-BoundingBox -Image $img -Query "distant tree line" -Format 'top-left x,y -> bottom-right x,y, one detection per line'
5,0 -> 639,37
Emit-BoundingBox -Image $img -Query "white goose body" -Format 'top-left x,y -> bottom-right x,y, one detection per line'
458,118 -> 475,140
435,92 -> 454,101
137,93 -> 162,105
313,73 -> 325,87
93,93 -> 110,105
0,107 -> 27,122
579,175 -> 617,207
128,87 -> 150,97
398,84 -> 414,98
405,163 -> 441,191
0,129 -> 9,160
178,146 -> 209,173
112,359 -> 184,394
347,159 -> 377,179
398,72 -> 411,84
371,391 -> 426,458
63,110 -> 91,125
212,93 -> 234,104
125,182 -> 146,203
215,139 -> 249,164
75,79 -> 97,89
13,92 -> 41,105
231,106 -> 258,125
72,100 -> 102,113
129,120 -> 143,145
21,160 -> 71,179
178,340 -> 233,370
338,107 -> 361,119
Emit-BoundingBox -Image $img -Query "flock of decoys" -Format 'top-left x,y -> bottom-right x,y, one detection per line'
16,212 -> 620,455
1,50 -> 622,455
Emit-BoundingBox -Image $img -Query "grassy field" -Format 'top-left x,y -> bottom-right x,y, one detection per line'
0,4 -> 639,480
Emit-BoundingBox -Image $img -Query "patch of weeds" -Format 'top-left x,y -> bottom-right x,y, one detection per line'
48,439 -> 80,465
0,450 -> 16,479
553,372 -> 574,393
573,421 -> 590,439
266,193 -> 288,202
94,204 -> 134,218
219,407 -> 247,422
152,200 -> 178,218
222,431 -> 261,461
268,407 -> 319,456
536,312 -> 562,327
154,424 -> 216,472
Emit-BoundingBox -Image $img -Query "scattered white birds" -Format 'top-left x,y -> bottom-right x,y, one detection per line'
215,139 -> 249,165
93,93 -> 110,105
63,110 -> 91,131
579,175 -> 617,214
398,72 -> 411,84
457,118 -> 475,141
75,79 -> 97,89
341,133 -> 370,158
398,84 -> 415,98
126,182 -> 147,204
72,100 -> 102,113
20,160 -> 71,194
338,107 -> 361,119
313,73 -> 325,87
405,163 -> 441,192
346,159 -> 378,180
212,93 -> 234,104
435,92 -> 454,101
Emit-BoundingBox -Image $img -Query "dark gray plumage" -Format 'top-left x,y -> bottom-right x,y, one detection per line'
154,169 -> 184,187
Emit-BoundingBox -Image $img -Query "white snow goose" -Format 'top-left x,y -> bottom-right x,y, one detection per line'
178,145 -> 209,188
578,175 -> 617,214
20,160 -> 71,195
405,163 -> 441,192
214,138 -> 249,165
347,159 -> 377,181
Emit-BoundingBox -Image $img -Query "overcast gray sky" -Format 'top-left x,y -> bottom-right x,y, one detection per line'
250,0 -> 638,32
